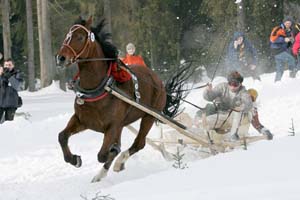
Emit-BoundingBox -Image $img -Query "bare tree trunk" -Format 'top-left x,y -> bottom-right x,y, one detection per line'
103,0 -> 112,42
176,21 -> 181,64
37,0 -> 54,88
1,0 -> 12,59
26,0 -> 36,91
237,0 -> 245,32
37,0 -> 45,86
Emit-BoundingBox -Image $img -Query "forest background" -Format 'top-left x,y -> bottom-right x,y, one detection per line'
1,0 -> 300,91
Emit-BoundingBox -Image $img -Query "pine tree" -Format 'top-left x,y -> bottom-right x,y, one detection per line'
172,147 -> 188,169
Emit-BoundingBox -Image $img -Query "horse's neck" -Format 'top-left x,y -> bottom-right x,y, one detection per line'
78,43 -> 108,89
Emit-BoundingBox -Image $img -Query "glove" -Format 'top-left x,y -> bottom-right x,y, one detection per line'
67,80 -> 76,90
260,127 -> 273,140
230,133 -> 240,141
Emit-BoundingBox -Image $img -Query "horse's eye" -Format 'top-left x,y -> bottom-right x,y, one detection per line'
78,35 -> 85,42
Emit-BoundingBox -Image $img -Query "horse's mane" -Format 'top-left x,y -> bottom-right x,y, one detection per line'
74,17 -> 118,59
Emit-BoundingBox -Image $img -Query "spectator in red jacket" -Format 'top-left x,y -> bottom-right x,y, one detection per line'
122,43 -> 146,67
292,23 -> 300,56
292,22 -> 300,70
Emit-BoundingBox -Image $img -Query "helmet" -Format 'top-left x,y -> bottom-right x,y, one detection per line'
248,88 -> 258,102
227,71 -> 244,83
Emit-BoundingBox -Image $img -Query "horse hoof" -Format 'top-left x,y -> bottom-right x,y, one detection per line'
113,162 -> 125,172
91,174 -> 104,183
71,155 -> 82,168
91,176 -> 101,183
98,154 -> 108,163
109,144 -> 121,154
91,168 -> 108,183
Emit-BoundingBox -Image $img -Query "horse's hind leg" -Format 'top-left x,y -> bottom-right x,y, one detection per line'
113,115 -> 155,172
58,114 -> 86,167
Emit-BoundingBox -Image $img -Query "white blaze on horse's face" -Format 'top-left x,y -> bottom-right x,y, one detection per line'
59,24 -> 95,65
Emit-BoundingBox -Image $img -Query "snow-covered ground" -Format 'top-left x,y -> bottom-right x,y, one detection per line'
0,71 -> 300,200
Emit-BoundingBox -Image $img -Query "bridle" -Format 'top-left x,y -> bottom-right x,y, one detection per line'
62,24 -> 95,63
61,24 -> 117,64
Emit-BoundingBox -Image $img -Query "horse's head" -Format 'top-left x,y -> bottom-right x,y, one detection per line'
56,17 -> 95,67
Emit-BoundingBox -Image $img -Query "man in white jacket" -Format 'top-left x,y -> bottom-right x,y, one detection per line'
200,71 -> 253,140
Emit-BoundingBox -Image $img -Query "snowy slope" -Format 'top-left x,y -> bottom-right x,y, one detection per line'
0,72 -> 299,200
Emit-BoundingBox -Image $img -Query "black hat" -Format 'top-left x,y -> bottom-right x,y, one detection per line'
227,71 -> 244,83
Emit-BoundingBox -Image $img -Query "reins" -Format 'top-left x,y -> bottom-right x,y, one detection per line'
76,58 -> 117,63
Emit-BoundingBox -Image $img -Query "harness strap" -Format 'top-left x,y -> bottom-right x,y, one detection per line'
117,59 -> 141,103
212,102 -> 219,130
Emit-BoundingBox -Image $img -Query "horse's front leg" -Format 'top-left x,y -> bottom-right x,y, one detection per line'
91,126 -> 122,182
58,114 -> 86,168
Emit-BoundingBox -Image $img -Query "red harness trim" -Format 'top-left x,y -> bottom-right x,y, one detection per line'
83,92 -> 108,102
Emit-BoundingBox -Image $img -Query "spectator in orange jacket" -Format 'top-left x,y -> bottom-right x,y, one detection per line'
270,17 -> 296,81
122,43 -> 146,67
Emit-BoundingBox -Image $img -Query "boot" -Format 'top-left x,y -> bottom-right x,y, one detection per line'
289,69 -> 297,78
0,112 -> 5,124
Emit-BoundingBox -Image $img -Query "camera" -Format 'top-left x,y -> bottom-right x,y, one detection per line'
3,67 -> 10,73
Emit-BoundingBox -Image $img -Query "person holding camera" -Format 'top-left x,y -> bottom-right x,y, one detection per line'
0,58 -> 23,124
225,32 -> 261,81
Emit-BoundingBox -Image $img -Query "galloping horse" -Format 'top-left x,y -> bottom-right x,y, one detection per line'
56,17 -> 179,182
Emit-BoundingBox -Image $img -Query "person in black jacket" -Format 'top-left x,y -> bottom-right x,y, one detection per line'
0,58 -> 23,124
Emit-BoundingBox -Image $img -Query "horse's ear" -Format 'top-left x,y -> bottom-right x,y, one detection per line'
74,16 -> 84,25
86,16 -> 93,29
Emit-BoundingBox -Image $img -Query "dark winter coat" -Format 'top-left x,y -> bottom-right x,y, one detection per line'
225,32 -> 258,73
0,68 -> 22,108
270,23 -> 293,55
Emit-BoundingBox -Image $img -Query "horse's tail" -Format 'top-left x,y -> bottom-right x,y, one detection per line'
163,62 -> 193,118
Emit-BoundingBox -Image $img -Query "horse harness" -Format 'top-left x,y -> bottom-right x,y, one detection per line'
72,60 -> 141,105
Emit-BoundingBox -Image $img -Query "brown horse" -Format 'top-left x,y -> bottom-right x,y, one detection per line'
56,17 -> 182,182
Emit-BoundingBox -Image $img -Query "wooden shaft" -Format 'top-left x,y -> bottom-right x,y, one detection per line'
105,86 -> 210,147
